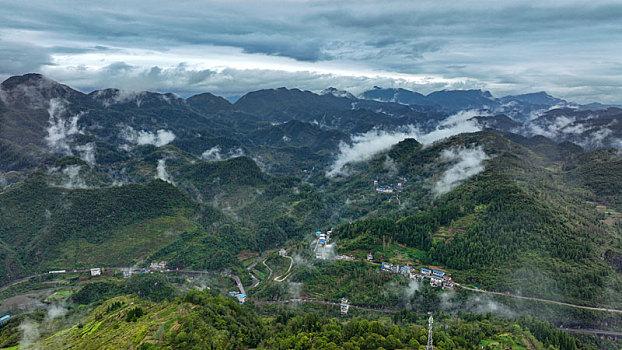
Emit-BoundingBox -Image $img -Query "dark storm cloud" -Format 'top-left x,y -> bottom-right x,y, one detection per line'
0,0 -> 621,102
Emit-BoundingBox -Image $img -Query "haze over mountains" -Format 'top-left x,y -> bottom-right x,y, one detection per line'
2,73 -> 622,349
1,73 -> 621,180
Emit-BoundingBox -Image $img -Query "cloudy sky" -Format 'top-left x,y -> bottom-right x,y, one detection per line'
1,0 -> 621,103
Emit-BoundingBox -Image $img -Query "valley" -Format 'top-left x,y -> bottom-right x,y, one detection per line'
1,74 -> 622,349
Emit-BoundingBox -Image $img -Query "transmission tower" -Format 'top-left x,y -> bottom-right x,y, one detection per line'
426,315 -> 433,350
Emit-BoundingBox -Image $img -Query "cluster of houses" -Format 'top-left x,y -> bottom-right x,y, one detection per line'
380,263 -> 454,289
121,262 -> 168,278
373,179 -> 405,194
315,230 -> 331,246
375,185 -> 395,194
315,230 -> 332,260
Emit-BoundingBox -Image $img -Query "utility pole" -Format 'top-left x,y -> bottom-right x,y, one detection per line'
426,315 -> 433,350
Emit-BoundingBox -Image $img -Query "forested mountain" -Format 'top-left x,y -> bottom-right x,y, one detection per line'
1,73 -> 622,349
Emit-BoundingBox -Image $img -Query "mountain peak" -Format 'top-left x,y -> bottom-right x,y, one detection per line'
0,73 -> 85,109
320,87 -> 355,99
186,92 -> 233,114
360,86 -> 427,105
1,73 -> 51,89
500,91 -> 566,107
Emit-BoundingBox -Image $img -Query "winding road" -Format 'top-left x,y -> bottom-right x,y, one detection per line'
458,285 -> 622,314
262,259 -> 273,280
273,255 -> 294,282
559,328 -> 622,337
4,266 -> 622,338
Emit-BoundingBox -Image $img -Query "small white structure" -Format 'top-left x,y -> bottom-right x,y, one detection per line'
149,261 -> 167,270
279,249 -> 287,256
367,253 -> 373,261
375,186 -> 394,194
122,268 -> 133,279
340,298 -> 350,314
90,268 -> 102,276
335,255 -> 355,261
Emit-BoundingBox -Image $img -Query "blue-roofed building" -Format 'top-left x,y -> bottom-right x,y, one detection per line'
432,270 -> 445,277
236,293 -> 247,304
420,268 -> 431,275
0,315 -> 10,324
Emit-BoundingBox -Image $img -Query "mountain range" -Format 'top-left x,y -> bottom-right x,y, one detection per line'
1,73 -> 622,349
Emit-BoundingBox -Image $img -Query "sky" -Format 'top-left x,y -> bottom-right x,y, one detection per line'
1,0 -> 621,103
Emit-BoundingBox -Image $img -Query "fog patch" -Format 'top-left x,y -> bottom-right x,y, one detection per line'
327,110 -> 485,177
46,305 -> 68,321
433,145 -> 489,196
403,279 -> 421,300
201,146 -> 244,161
578,127 -> 613,149
121,126 -> 176,147
523,114 -> 621,149
287,281 -> 303,298
325,243 -> 337,260
327,128 -> 419,177
418,109 -> 485,145
0,74 -> 61,109
382,156 -> 398,176
75,143 -> 96,165
45,98 -> 83,154
201,146 -> 222,161
51,165 -> 89,189
228,147 -> 245,158
156,159 -> 174,184
466,295 -> 516,317
18,319 -> 40,349
93,89 -> 145,107
525,115 -> 577,139
0,86 -> 7,105
292,253 -> 308,266
440,291 -> 516,318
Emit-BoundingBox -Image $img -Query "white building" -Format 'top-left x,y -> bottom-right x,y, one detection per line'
90,268 -> 102,276
149,261 -> 167,270
340,298 -> 350,314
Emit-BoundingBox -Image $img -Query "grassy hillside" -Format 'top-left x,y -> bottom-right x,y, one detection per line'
0,289 -> 586,350
0,175 -> 223,282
